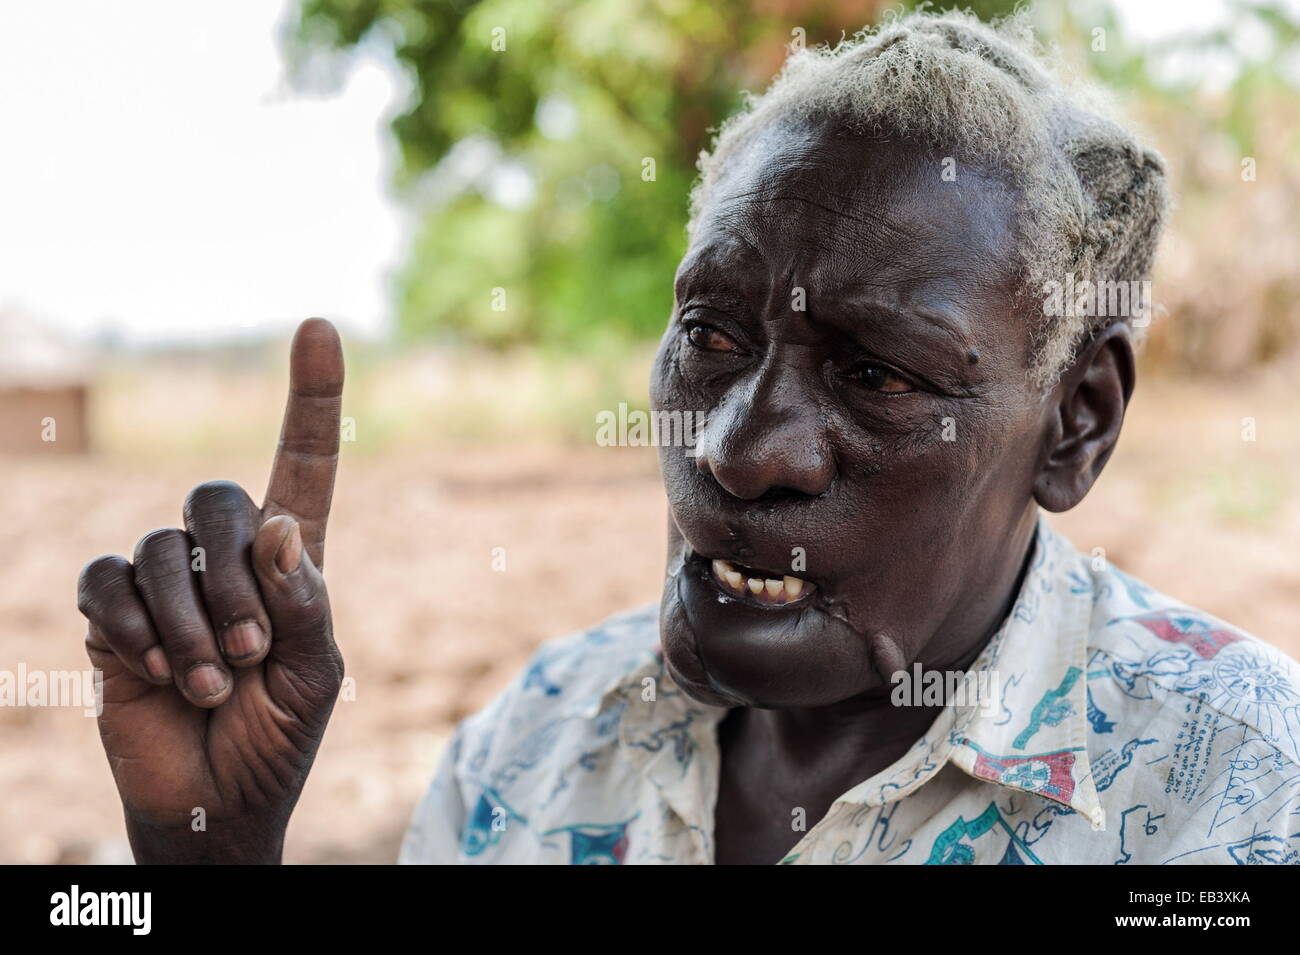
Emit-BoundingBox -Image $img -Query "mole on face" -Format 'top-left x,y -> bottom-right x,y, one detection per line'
650,117 -> 1049,711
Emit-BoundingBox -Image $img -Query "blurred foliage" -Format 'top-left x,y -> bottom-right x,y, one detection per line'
283,0 -> 897,350
284,0 -> 1300,375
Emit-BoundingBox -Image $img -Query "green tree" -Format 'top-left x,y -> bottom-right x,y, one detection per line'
283,0 -> 905,350
284,0 -> 1300,373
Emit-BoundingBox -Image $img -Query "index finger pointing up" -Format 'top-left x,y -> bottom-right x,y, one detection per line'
262,318 -> 344,569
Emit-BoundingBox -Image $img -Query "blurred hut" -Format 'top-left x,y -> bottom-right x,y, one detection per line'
0,310 -> 91,454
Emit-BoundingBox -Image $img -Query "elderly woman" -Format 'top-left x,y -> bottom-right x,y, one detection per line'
77,11 -> 1299,865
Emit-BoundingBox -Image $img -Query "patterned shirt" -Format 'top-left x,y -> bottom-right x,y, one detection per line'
399,515 -> 1300,865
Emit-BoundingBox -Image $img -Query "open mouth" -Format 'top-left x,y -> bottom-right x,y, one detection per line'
706,557 -> 816,608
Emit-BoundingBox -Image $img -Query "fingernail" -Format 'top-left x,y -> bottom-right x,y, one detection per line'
143,647 -> 171,683
186,664 -> 230,700
221,621 -> 264,661
275,521 -> 303,575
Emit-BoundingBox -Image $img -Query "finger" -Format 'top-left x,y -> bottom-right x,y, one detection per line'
77,555 -> 171,685
183,480 -> 271,667
132,528 -> 232,707
252,516 -> 341,699
86,621 -> 141,691
262,318 -> 343,570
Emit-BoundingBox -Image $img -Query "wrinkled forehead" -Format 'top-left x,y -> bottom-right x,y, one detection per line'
683,118 -> 1023,303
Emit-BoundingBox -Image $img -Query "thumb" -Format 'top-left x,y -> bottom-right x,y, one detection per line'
252,515 -> 340,689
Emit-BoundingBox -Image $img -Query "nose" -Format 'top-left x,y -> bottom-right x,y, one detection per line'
694,363 -> 836,500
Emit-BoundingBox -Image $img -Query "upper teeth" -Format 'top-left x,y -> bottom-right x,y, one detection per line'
711,559 -> 809,604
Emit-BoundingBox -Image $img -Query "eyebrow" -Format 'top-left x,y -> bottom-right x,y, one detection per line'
674,286 -> 752,317
673,256 -> 763,312
674,242 -> 986,383
806,288 -> 984,390
676,273 -> 978,352
825,287 -> 977,355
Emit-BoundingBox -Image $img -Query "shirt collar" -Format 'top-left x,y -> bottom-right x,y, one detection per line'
591,512 -> 1105,831
941,516 -> 1104,829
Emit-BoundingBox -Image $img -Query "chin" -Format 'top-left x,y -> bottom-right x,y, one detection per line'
657,551 -> 892,710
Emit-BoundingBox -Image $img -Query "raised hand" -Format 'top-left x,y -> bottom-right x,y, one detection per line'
77,318 -> 345,864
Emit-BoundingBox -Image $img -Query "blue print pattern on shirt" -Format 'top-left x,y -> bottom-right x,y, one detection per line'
400,516 -> 1300,865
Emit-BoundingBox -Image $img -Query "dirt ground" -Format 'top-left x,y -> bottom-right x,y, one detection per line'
0,366 -> 1296,864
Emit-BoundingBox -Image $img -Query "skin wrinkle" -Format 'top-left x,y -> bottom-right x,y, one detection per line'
742,192 -> 914,257
681,261 -> 983,400
697,158 -> 1019,402
77,319 -> 345,862
692,11 -> 1170,388
651,118 -> 1128,864
664,552 -> 735,707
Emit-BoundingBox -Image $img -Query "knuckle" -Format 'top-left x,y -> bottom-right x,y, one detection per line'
194,558 -> 264,618
76,555 -> 131,615
183,480 -> 254,524
205,576 -> 261,605
134,526 -> 188,561
160,619 -> 218,655
132,530 -> 196,589
207,591 -> 267,632
84,627 -> 118,660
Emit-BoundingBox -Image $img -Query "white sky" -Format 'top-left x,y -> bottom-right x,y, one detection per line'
0,0 -> 408,345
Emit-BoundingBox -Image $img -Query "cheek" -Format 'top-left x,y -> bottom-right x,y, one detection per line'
649,332 -> 700,413
651,336 -> 697,486
651,324 -> 752,416
648,334 -> 672,410
819,401 -> 1039,627
867,393 -> 1037,500
927,393 -> 1044,518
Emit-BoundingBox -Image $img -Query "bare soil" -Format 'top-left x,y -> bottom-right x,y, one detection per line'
1,373 -> 1296,863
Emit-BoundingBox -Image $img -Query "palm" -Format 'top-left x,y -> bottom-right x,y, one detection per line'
92,643 -> 322,824
79,319 -> 345,861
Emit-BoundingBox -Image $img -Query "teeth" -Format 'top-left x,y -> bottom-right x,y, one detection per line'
710,558 -> 811,605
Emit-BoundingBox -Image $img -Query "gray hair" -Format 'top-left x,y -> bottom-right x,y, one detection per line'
688,9 -> 1171,386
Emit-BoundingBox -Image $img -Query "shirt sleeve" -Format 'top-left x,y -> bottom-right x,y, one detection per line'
398,730 -> 467,864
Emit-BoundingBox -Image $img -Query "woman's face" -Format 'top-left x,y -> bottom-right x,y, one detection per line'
651,119 -> 1060,710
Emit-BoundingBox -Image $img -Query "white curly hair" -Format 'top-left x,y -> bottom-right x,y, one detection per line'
688,8 -> 1171,386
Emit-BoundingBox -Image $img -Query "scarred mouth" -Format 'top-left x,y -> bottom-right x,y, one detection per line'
705,556 -> 816,608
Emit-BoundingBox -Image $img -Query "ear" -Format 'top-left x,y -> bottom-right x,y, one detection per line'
1033,322 -> 1135,513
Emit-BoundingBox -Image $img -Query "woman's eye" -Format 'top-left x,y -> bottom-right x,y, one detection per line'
848,361 -> 915,394
685,323 -> 738,353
